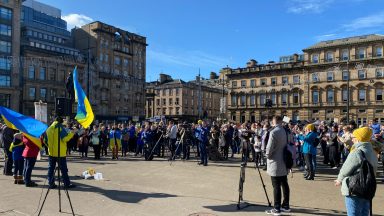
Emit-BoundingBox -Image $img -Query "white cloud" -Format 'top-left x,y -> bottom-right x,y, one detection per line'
287,0 -> 334,14
147,49 -> 230,70
314,33 -> 337,41
62,13 -> 93,30
342,11 -> 384,31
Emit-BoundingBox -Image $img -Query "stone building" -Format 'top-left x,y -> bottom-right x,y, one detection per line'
0,0 -> 22,111
72,21 -> 147,121
145,73 -> 222,122
223,34 -> 384,125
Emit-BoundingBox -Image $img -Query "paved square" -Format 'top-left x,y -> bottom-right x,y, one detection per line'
0,153 -> 383,216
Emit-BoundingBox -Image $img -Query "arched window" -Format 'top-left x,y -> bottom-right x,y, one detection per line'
327,89 -> 334,102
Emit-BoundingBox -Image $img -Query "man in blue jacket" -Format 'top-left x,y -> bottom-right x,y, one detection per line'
195,120 -> 208,166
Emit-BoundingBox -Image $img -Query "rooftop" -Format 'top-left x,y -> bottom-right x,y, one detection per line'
23,0 -> 61,18
303,34 -> 384,51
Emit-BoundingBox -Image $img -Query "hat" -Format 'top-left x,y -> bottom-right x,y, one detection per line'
306,124 -> 315,131
197,120 -> 203,125
352,127 -> 372,142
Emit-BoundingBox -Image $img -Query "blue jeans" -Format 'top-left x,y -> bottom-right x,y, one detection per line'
47,157 -> 71,187
199,141 -> 208,165
312,154 -> 317,171
13,159 -> 24,176
345,196 -> 370,216
23,157 -> 37,184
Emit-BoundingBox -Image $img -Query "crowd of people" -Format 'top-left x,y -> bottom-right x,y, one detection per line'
1,115 -> 384,216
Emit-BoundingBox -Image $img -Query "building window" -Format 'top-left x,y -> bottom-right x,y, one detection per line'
232,81 -> 237,88
282,76 -> 288,85
40,88 -> 47,100
169,89 -> 173,96
342,88 -> 348,102
114,56 -> 121,65
176,107 -> 180,115
250,79 -> 256,87
0,57 -> 11,70
341,49 -> 349,61
271,93 -> 276,105
376,68 -> 383,78
358,69 -> 366,79
358,48 -> 366,59
0,40 -> 11,53
281,93 -> 287,104
241,80 -> 246,88
175,98 -> 179,105
293,75 -> 300,84
156,99 -> 160,106
28,66 -> 35,79
0,24 -> 11,37
231,95 -> 237,106
312,73 -> 319,82
376,88 -> 383,101
359,88 -> 366,101
0,93 -> 10,107
260,78 -> 266,86
0,75 -> 10,86
271,77 -> 277,85
241,95 -> 246,106
312,54 -> 319,63
293,92 -> 299,104
260,94 -> 266,106
327,71 -> 334,81
342,70 -> 349,81
312,90 -> 319,104
375,46 -> 382,57
175,88 -> 179,96
250,95 -> 255,106
313,110 -> 319,114
29,87 -> 36,100
169,98 -> 173,105
162,99 -> 166,105
39,67 -> 46,80
0,7 -> 12,20
326,51 -> 333,62
327,89 -> 334,102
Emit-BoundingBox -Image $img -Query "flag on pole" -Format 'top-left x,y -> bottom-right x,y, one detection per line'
0,106 -> 47,149
73,66 -> 94,128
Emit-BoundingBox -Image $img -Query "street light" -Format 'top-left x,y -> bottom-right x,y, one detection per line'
347,60 -> 350,123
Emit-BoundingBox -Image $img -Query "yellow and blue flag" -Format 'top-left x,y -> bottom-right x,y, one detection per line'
73,67 -> 94,128
0,106 -> 47,149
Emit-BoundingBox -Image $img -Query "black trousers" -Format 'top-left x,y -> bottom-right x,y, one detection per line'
93,144 -> 101,159
169,139 -> 176,160
304,153 -> 314,178
3,148 -> 13,175
271,176 -> 290,210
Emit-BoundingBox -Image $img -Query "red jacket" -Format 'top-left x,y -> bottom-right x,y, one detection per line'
22,136 -> 40,158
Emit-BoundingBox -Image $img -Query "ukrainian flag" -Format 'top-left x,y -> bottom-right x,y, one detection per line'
0,106 -> 47,149
73,67 -> 94,128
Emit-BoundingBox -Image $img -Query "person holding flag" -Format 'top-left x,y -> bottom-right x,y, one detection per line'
22,133 -> 40,187
44,116 -> 74,189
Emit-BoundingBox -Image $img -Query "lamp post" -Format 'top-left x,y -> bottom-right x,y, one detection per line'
219,74 -> 229,122
347,60 -> 350,123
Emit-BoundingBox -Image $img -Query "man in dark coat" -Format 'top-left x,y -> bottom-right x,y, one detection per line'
2,125 -> 15,175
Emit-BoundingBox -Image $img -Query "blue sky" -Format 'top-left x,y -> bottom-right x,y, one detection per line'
39,0 -> 384,81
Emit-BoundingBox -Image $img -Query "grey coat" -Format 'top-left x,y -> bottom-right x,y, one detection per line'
266,125 -> 288,177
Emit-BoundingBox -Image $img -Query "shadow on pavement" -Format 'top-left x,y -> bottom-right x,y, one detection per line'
70,181 -> 177,203
204,203 -> 348,215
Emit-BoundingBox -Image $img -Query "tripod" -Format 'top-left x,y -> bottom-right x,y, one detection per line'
170,131 -> 185,166
237,146 -> 271,210
147,134 -> 164,160
38,122 -> 75,216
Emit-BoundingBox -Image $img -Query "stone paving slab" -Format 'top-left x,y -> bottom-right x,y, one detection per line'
0,153 -> 383,216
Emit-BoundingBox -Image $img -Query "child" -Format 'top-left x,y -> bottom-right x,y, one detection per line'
9,132 -> 25,184
253,135 -> 262,166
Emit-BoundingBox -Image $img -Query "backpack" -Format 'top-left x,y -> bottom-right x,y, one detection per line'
348,150 -> 377,200
283,131 -> 294,169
